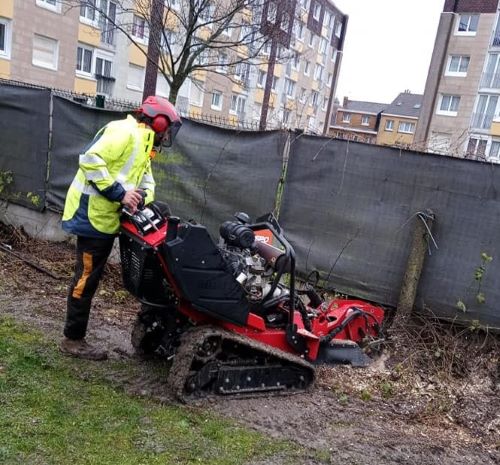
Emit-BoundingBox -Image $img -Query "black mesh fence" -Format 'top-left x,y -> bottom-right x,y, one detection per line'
1,81 -> 500,329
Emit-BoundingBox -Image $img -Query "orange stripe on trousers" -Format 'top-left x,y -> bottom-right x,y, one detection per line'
72,252 -> 93,299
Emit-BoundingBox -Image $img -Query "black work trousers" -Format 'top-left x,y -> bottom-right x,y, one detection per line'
64,236 -> 115,340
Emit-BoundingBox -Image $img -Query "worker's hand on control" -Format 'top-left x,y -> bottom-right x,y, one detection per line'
121,189 -> 144,214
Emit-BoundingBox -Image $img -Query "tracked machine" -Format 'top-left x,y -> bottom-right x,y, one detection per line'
119,204 -> 384,400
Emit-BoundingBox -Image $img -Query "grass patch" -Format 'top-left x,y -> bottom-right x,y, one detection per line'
0,317 -> 311,465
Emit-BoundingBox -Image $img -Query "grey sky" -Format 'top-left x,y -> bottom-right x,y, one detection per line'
332,0 -> 444,104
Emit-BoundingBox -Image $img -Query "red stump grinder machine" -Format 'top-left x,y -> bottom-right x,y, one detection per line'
119,204 -> 385,400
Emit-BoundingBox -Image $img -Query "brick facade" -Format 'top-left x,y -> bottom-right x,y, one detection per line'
443,0 -> 498,13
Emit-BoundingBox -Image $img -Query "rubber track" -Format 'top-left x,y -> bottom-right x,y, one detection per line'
167,325 -> 316,402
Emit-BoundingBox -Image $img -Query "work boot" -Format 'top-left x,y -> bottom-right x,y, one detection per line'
59,337 -> 108,361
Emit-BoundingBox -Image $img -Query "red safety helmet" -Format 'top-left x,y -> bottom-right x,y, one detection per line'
136,95 -> 182,147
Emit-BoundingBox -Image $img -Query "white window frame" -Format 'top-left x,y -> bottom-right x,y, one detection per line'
80,0 -> 99,27
361,115 -> 370,126
342,113 -> 351,123
296,21 -> 304,41
76,44 -> 94,78
230,94 -> 246,116
314,63 -> 324,82
285,78 -> 296,98
489,140 -> 500,160
32,34 -> 59,71
335,20 -> 342,38
398,121 -> 416,134
327,72 -> 333,87
36,0 -> 61,13
132,15 -> 149,44
267,1 -> 278,24
445,55 -> 470,77
385,119 -> 394,131
304,60 -> 310,76
257,70 -> 266,88
322,97 -> 328,112
437,94 -> 460,116
127,63 -> 144,91
308,32 -> 315,48
312,2 -> 321,21
0,18 -> 12,60
211,91 -> 223,111
216,52 -> 228,74
456,14 -> 479,36
95,49 -> 115,95
299,87 -> 307,104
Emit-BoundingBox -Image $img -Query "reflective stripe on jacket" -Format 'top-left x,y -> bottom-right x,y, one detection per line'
62,115 -> 156,238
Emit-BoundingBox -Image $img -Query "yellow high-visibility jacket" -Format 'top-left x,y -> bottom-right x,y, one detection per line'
62,115 -> 156,238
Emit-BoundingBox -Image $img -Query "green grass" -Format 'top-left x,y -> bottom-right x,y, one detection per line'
0,317 -> 314,465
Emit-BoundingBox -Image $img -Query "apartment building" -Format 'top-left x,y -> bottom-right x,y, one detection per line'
0,0 -> 347,134
377,92 -> 423,148
329,97 -> 386,144
415,0 -> 500,160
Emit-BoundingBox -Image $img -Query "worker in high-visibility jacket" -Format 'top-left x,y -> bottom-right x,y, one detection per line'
60,96 -> 182,360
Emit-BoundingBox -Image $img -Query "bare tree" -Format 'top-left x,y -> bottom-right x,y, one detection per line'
64,0 -> 296,105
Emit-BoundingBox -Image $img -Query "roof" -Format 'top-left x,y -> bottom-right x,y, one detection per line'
343,100 -> 387,114
383,92 -> 423,118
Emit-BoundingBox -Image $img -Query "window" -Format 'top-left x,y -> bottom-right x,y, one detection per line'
361,115 -> 370,126
312,2 -> 321,21
481,53 -> 500,89
310,90 -> 319,107
398,122 -> 416,134
32,34 -> 58,70
95,55 -> 114,96
211,91 -> 223,110
342,113 -> 351,123
99,0 -> 117,45
322,97 -> 328,111
466,137 -> 487,157
132,15 -> 148,42
127,63 -> 144,91
267,1 -> 277,24
37,0 -> 60,13
271,76 -> 278,91
283,109 -> 291,125
0,18 -> 12,59
296,21 -> 304,41
327,72 -> 333,87
308,32 -> 315,48
446,55 -> 470,76
230,95 -> 246,116
76,45 -> 94,75
281,12 -> 291,32
319,37 -> 328,55
332,48 -> 338,62
304,60 -> 310,76
299,87 -> 307,103
156,73 -> 170,98
385,119 -> 394,131
472,94 -> 498,129
234,62 -> 249,82
257,70 -> 266,87
216,52 -> 228,73
292,54 -> 300,71
285,78 -> 296,98
301,0 -> 310,11
437,94 -> 460,116
132,15 -> 148,43
80,0 -> 97,24
489,140 -> 500,160
314,64 -> 324,81
457,14 -> 479,34
335,20 -> 343,38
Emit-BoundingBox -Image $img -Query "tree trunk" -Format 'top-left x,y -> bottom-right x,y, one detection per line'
143,0 -> 164,100
260,39 -> 278,131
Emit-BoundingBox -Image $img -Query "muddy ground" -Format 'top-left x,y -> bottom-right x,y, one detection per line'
0,224 -> 499,465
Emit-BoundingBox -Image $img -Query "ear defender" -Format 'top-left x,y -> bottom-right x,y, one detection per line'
151,115 -> 169,134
